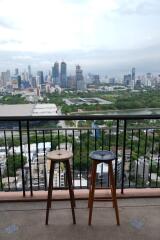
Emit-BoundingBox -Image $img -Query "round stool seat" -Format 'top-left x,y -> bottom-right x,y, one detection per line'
47,149 -> 73,161
89,150 -> 116,162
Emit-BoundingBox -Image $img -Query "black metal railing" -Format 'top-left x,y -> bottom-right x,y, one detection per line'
0,114 -> 160,196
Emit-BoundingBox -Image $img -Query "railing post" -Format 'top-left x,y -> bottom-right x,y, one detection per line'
27,120 -> 33,196
121,119 -> 127,194
18,120 -> 25,197
115,120 -> 119,188
0,164 -> 3,190
42,130 -> 47,190
4,130 -> 10,191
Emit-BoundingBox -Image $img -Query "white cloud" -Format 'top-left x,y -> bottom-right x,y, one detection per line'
0,0 -> 160,62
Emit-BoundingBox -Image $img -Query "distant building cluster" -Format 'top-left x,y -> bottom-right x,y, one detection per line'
0,62 -> 87,96
0,64 -> 160,98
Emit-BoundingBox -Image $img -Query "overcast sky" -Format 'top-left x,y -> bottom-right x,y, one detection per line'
0,0 -> 160,75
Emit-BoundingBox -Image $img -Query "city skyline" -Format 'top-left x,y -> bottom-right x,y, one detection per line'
0,0 -> 160,74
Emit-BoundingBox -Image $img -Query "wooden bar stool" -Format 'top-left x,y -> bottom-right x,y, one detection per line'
45,149 -> 76,225
88,150 -> 120,226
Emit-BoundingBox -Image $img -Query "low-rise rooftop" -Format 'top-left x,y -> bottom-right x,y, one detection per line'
0,104 -> 57,116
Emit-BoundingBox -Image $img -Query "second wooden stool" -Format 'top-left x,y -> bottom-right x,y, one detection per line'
88,150 -> 120,226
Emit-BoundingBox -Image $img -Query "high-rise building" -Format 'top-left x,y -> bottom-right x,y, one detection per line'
123,74 -> 131,87
146,73 -> 152,87
60,62 -> 67,88
93,75 -> 100,85
37,71 -> 44,85
75,65 -> 85,91
28,65 -> 32,82
17,75 -> 21,90
109,78 -> 115,85
15,68 -> 19,76
52,62 -> 59,85
1,70 -> 10,87
132,67 -> 136,89
67,75 -> 76,89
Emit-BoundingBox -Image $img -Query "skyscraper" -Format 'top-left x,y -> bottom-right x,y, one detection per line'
28,65 -> 32,82
17,75 -> 21,90
75,65 -> 85,91
52,62 -> 59,85
15,68 -> 19,76
0,70 -> 10,87
60,61 -> 67,88
37,71 -> 44,85
132,67 -> 136,89
123,74 -> 131,86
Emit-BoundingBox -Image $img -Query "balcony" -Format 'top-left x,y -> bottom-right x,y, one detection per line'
0,114 -> 160,238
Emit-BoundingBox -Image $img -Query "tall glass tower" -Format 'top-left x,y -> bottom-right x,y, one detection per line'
76,65 -> 85,91
52,62 -> 59,85
132,67 -> 136,89
60,62 -> 67,88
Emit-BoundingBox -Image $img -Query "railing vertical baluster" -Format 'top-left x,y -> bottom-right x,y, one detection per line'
27,120 -> 33,196
94,128 -> 96,150
87,129 -> 89,188
108,128 -> 111,150
101,128 -> 104,151
0,164 -> 3,190
80,129 -> 82,188
4,130 -> 10,191
129,129 -> 134,188
115,120 -> 119,188
11,130 -> 17,190
107,128 -> 112,188
50,130 -> 53,150
18,120 -> 25,196
43,130 -> 47,190
65,129 -> 67,150
72,129 -> 75,188
149,130 -> 155,187
156,137 -> 160,187
101,128 -> 104,188
58,129 -> 60,187
121,119 -> 127,194
135,129 -> 141,187
58,129 -> 60,149
35,130 -> 40,190
142,129 -> 148,187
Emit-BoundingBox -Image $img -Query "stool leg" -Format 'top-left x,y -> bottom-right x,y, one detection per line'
110,182 -> 115,208
45,161 -> 54,225
65,160 -> 76,208
66,160 -> 76,224
108,162 -> 120,225
88,165 -> 94,208
88,160 -> 97,225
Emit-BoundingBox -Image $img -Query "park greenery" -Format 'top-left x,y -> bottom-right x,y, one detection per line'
0,94 -> 26,104
45,89 -> 160,114
0,89 -> 160,114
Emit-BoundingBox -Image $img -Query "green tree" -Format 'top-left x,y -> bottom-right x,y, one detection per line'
5,154 -> 27,177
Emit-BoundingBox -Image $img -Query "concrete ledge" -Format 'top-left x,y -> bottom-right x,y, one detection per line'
0,188 -> 160,202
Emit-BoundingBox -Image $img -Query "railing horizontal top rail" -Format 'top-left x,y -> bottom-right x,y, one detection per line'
0,126 -> 160,132
0,114 -> 160,121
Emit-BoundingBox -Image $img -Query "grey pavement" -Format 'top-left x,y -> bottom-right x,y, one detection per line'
0,198 -> 160,240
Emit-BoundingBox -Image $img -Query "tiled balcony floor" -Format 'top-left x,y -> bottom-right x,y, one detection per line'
0,198 -> 160,240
